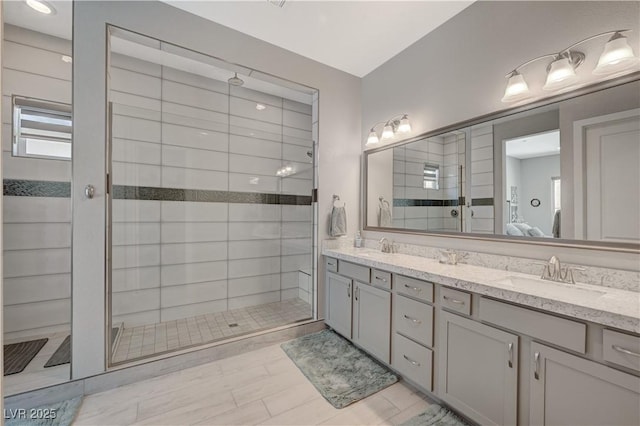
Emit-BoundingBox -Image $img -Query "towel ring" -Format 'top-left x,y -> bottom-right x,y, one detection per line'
333,194 -> 345,208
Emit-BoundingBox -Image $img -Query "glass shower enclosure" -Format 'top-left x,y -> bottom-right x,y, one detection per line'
106,28 -> 318,365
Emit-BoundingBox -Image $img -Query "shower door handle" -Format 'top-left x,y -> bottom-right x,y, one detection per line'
84,184 -> 95,199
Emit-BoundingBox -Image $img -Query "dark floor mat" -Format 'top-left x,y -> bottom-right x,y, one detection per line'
44,328 -> 119,368
4,338 -> 48,375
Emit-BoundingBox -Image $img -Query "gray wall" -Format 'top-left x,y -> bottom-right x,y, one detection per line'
361,1 -> 640,270
73,0 -> 361,378
2,25 -> 72,339
519,154 -> 561,235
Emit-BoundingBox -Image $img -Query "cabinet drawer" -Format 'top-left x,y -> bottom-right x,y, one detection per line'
392,333 -> 433,392
338,260 -> 370,283
395,295 -> 434,347
396,275 -> 433,303
479,297 -> 586,354
325,257 -> 338,272
603,329 -> 640,372
372,269 -> 392,290
440,287 -> 471,315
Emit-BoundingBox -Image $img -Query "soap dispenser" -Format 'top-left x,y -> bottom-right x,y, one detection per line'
354,231 -> 363,248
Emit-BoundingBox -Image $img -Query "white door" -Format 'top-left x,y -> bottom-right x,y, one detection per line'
585,113 -> 640,242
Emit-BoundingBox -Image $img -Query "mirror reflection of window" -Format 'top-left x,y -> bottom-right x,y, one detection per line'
423,163 -> 440,190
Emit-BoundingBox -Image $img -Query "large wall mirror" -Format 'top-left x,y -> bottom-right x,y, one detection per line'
364,78 -> 640,250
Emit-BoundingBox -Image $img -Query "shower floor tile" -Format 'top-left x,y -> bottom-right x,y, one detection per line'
112,298 -> 312,363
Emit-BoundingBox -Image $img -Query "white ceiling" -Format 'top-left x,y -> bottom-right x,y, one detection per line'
161,1 -> 474,77
3,0 -> 72,40
506,130 -> 560,160
3,1 -> 474,77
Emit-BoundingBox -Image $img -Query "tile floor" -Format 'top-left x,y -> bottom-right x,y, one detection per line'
113,299 -> 312,363
75,338 -> 434,425
3,331 -> 71,396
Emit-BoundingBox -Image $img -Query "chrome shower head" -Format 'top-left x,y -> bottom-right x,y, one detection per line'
228,72 -> 244,87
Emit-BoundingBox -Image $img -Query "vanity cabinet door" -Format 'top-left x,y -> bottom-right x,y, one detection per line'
353,282 -> 391,363
326,272 -> 352,339
530,342 -> 640,426
439,311 -> 518,426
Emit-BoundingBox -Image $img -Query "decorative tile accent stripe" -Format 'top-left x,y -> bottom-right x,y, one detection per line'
393,198 -> 459,207
3,179 -> 70,198
112,186 -> 312,205
471,198 -> 494,206
2,180 -> 312,205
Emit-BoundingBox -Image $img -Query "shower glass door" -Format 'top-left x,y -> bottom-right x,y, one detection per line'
107,28 -> 317,365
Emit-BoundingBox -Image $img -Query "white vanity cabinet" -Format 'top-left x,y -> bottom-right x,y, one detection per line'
530,342 -> 640,426
439,310 -> 519,426
353,282 -> 391,363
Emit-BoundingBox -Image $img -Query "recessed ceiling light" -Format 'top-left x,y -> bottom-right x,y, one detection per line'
26,0 -> 56,15
256,104 -> 267,111
61,55 -> 72,63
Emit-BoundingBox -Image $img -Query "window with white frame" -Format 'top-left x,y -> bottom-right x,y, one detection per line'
423,163 -> 440,190
12,96 -> 72,160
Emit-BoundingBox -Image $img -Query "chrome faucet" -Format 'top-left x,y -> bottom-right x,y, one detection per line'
541,256 -> 585,284
379,238 -> 393,253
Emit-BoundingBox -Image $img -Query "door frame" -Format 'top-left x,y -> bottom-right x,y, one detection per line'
572,108 -> 640,239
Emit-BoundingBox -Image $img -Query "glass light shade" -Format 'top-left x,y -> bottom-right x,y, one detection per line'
381,124 -> 395,140
366,130 -> 379,146
26,0 -> 54,14
543,57 -> 578,91
397,116 -> 411,133
501,72 -> 531,102
593,35 -> 640,75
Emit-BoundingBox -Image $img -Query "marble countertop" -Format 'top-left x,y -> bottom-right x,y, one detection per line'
323,246 -> 640,334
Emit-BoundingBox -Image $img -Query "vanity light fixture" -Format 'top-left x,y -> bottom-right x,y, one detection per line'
365,114 -> 411,146
501,29 -> 639,102
26,0 -> 55,15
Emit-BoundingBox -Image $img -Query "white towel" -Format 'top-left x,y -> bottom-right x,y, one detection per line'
330,206 -> 347,237
379,199 -> 392,227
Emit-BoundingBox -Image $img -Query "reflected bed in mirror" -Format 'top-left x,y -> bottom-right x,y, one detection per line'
364,77 -> 640,251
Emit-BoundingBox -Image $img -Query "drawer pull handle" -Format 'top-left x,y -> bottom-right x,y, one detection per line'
507,343 -> 513,368
403,314 -> 422,325
375,276 -> 388,282
612,345 -> 640,357
534,352 -> 540,380
404,284 -> 422,292
355,286 -> 360,301
403,354 -> 421,367
347,283 -> 351,298
443,295 -> 465,305
327,262 -> 336,266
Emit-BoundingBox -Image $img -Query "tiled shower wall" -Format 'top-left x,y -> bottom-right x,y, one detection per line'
392,134 -> 462,231
470,124 -> 495,233
2,26 -> 72,339
109,51 -> 314,327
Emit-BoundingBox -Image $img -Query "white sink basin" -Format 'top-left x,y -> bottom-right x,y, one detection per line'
497,276 -> 607,298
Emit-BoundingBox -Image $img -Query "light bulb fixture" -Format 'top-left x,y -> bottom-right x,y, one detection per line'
543,53 -> 582,91
381,123 -> 395,140
366,129 -> 380,146
26,0 -> 55,15
61,55 -> 73,64
501,29 -> 639,102
594,32 -> 640,75
397,114 -> 412,133
365,114 -> 411,147
501,71 -> 531,102
255,103 -> 267,111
